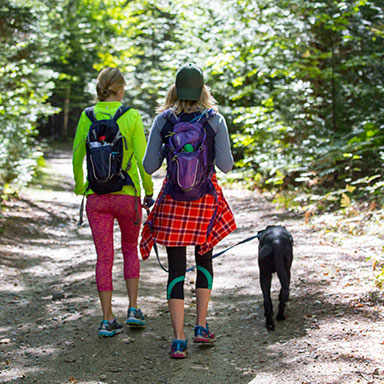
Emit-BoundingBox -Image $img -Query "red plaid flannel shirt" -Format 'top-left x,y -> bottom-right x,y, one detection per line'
140,174 -> 236,260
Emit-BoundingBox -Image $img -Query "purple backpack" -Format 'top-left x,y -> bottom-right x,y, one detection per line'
162,109 -> 217,202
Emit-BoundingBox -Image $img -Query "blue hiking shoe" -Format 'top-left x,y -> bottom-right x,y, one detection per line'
169,339 -> 188,359
193,323 -> 216,343
126,307 -> 145,327
98,319 -> 123,337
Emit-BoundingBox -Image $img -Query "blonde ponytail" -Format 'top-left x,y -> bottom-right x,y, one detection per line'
96,67 -> 126,102
156,84 -> 218,114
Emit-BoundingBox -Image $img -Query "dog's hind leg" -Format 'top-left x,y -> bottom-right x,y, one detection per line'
260,272 -> 274,331
277,270 -> 290,321
277,288 -> 288,321
273,241 -> 291,322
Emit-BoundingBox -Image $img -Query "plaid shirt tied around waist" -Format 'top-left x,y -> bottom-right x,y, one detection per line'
139,174 -> 237,260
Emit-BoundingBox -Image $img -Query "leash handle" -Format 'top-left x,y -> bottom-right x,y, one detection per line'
143,197 -> 155,211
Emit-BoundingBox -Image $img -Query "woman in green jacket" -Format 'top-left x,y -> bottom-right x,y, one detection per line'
72,67 -> 153,336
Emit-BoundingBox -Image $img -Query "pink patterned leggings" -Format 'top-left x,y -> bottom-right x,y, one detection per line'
86,194 -> 142,291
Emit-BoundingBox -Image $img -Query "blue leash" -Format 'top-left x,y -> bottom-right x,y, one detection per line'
144,197 -> 260,273
152,233 -> 260,274
186,234 -> 260,272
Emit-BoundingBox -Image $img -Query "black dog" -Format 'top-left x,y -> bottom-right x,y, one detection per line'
257,225 -> 293,331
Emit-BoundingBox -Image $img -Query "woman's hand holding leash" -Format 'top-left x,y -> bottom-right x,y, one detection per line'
143,195 -> 155,212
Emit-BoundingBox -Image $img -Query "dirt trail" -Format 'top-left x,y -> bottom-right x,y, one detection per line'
0,147 -> 383,384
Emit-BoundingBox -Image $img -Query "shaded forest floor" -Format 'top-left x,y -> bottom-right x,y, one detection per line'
0,146 -> 384,384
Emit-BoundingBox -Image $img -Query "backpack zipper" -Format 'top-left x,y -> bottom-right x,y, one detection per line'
176,157 -> 199,190
90,152 -> 112,182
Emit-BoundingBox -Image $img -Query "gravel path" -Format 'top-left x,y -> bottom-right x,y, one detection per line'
0,147 -> 383,384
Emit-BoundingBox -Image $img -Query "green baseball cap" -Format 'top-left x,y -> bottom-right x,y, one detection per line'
175,63 -> 204,101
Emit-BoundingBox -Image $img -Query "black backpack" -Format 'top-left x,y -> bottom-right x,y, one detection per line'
84,105 -> 134,195
77,105 -> 138,226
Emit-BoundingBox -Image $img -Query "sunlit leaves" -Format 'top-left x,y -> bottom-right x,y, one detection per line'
0,0 -> 60,196
1,0 -> 383,211
205,0 -> 384,206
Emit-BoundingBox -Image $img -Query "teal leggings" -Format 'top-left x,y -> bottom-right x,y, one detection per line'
166,246 -> 213,300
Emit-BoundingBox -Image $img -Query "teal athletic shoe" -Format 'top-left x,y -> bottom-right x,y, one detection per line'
193,323 -> 216,343
169,339 -> 188,358
98,319 -> 123,337
126,307 -> 145,327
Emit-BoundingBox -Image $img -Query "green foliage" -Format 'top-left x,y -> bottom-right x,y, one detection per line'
0,0 -> 58,197
42,0 -> 121,136
99,0 -> 181,125
2,0 -> 384,213
200,0 -> 384,210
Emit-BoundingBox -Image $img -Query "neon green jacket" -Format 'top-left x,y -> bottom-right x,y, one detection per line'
72,101 -> 153,197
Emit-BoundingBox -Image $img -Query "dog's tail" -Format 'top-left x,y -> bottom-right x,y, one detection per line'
272,239 -> 290,302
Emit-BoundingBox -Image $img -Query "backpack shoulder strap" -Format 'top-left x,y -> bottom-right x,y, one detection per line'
84,106 -> 96,123
112,105 -> 131,122
162,108 -> 180,125
191,108 -> 216,125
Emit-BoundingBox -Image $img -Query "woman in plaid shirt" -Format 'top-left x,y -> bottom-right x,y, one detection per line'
141,64 -> 236,358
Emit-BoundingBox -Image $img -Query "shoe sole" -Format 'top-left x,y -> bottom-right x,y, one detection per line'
125,319 -> 145,327
170,351 -> 188,358
193,337 -> 216,343
98,328 -> 123,337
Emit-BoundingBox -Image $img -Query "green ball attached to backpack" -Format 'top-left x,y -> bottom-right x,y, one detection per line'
183,143 -> 194,152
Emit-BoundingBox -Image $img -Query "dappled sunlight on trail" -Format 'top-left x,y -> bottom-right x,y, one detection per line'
0,148 -> 383,383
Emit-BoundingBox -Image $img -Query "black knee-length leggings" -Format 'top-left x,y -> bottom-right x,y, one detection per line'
166,246 -> 213,300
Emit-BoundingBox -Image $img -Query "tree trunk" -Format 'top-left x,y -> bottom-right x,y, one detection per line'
63,85 -> 70,138
331,39 -> 337,132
